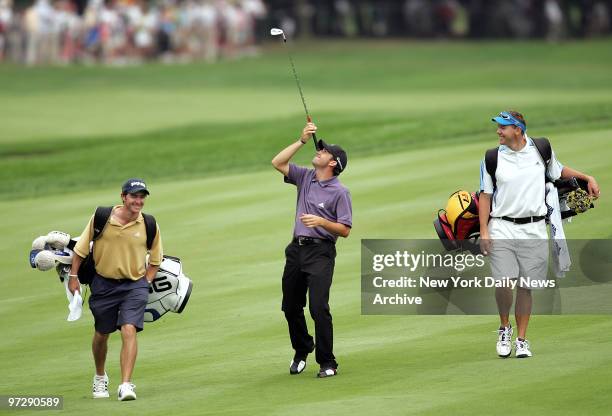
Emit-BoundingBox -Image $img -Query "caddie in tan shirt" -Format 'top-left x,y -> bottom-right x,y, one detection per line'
73,207 -> 162,280
68,178 -> 163,402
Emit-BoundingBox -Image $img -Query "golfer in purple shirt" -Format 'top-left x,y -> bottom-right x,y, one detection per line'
272,122 -> 352,378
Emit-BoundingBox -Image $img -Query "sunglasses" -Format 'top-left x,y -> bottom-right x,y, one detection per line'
500,111 -> 525,121
497,112 -> 526,131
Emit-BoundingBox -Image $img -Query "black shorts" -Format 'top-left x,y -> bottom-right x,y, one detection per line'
89,274 -> 149,334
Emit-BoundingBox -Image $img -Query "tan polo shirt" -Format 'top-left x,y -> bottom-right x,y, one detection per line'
74,206 -> 163,280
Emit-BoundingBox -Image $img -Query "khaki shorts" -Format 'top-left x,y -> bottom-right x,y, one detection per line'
488,238 -> 549,289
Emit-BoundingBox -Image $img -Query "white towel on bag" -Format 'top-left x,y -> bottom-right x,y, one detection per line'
546,182 -> 571,277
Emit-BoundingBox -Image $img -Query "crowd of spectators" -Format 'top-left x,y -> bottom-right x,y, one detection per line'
0,0 -> 267,65
269,0 -> 612,40
1,0 -> 610,65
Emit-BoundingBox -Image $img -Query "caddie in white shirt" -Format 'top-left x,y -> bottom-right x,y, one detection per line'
478,110 -> 600,359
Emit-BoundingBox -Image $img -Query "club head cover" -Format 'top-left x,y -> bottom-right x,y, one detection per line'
34,250 -> 57,271
46,231 -> 71,250
29,249 -> 42,268
32,235 -> 47,250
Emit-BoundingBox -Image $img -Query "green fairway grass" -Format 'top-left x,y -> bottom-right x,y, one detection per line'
1,40 -> 611,415
2,39 -> 612,198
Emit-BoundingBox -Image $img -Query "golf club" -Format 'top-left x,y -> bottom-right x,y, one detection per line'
270,27 -> 320,151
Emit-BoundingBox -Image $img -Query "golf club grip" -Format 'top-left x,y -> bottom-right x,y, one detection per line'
307,116 -> 318,150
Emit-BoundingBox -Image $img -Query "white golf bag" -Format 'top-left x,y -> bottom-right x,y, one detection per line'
144,255 -> 193,322
29,231 -> 193,322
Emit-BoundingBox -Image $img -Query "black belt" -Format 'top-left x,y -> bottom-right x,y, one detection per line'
293,236 -> 333,246
495,216 -> 546,224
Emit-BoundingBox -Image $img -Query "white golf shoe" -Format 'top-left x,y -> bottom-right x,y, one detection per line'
496,325 -> 513,358
117,382 -> 137,401
92,373 -> 109,399
515,339 -> 533,358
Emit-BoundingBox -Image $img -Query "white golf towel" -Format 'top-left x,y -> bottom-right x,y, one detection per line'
63,278 -> 83,321
546,182 -> 571,277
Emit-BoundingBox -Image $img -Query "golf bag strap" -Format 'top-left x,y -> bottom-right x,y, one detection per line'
93,206 -> 113,241
142,213 -> 157,250
80,206 -> 113,280
532,137 -> 552,178
484,137 -> 552,191
484,148 -> 498,190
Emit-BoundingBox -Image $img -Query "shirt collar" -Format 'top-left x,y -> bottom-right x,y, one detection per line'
518,135 -> 534,152
110,205 -> 143,224
311,175 -> 338,187
500,136 -> 533,154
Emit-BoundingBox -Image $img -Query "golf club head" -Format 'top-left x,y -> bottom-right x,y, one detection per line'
270,28 -> 285,37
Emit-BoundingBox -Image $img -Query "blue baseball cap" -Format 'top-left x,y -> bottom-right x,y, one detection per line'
122,178 -> 149,195
492,111 -> 526,132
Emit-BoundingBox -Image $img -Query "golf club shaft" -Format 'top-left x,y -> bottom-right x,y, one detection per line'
287,48 -> 318,151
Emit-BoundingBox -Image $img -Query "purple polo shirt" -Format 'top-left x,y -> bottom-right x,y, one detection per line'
284,164 -> 352,242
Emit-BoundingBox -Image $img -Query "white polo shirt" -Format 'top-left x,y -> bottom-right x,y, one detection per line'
480,136 -> 563,218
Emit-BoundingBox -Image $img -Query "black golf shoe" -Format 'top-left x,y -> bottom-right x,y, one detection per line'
289,359 -> 307,375
316,367 -> 337,378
